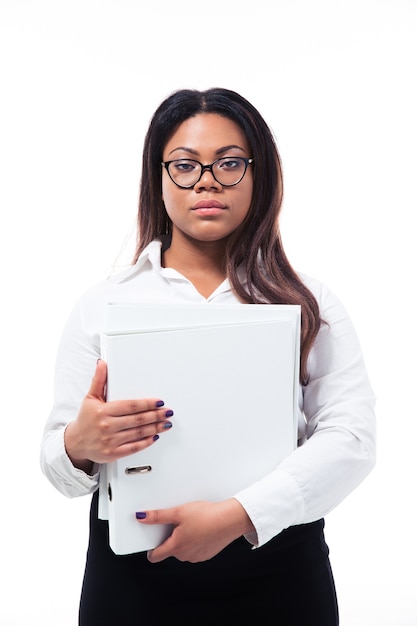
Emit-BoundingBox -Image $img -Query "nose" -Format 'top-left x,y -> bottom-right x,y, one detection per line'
194,167 -> 222,191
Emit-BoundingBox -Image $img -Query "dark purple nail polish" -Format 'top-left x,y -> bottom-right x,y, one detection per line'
163,422 -> 172,430
153,434 -> 160,441
156,400 -> 165,407
136,512 -> 147,520
165,409 -> 174,417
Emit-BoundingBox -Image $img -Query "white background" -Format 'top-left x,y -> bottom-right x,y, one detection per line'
0,1 -> 416,624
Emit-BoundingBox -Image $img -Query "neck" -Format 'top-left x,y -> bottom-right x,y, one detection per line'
163,231 -> 226,273
162,231 -> 228,297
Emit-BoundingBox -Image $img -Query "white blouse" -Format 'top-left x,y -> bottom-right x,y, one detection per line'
40,240 -> 376,548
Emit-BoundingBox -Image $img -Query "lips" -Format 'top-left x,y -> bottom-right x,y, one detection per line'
192,200 -> 226,210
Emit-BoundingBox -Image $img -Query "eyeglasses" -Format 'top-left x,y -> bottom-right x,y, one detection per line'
161,156 -> 254,189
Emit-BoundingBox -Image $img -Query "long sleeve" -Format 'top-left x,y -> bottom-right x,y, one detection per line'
39,243 -> 175,498
40,294 -> 102,497
234,277 -> 376,547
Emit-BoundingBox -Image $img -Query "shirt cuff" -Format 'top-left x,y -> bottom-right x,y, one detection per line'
233,468 -> 305,548
41,428 -> 99,498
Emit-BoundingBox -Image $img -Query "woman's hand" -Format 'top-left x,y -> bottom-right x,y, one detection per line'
136,499 -> 256,563
64,359 -> 173,473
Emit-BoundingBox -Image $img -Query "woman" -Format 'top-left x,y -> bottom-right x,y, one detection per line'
41,88 -> 376,625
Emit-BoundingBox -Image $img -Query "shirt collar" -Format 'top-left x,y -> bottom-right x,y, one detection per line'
115,237 -> 248,290
115,239 -> 164,284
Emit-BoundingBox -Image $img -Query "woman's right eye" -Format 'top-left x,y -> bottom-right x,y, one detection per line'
174,161 -> 197,172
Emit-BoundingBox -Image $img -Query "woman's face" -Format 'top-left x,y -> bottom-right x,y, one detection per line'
161,113 -> 253,245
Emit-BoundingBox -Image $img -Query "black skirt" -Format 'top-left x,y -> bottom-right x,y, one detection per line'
79,491 -> 339,625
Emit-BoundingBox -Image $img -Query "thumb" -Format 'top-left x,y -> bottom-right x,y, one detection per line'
135,508 -> 176,526
87,358 -> 107,401
135,508 -> 177,563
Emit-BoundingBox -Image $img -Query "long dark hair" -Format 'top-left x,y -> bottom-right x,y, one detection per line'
134,88 -> 321,383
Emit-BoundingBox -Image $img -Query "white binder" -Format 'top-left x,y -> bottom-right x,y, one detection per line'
100,303 -> 300,555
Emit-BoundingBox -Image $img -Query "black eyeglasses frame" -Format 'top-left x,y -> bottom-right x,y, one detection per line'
161,157 -> 254,189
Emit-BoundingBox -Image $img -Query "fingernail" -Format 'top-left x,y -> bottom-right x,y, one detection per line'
135,512 -> 147,520
156,400 -> 165,407
163,422 -> 172,429
153,434 -> 160,441
165,410 -> 174,417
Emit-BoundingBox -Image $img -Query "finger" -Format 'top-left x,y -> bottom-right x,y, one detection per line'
106,398 -> 169,418
108,431 -> 163,461
146,531 -> 178,564
111,415 -> 173,450
116,408 -> 174,433
146,544 -> 172,564
87,359 -> 107,401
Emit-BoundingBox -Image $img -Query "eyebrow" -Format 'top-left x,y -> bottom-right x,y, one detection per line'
167,144 -> 246,157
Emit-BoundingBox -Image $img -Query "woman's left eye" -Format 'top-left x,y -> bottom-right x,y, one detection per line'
219,159 -> 240,169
